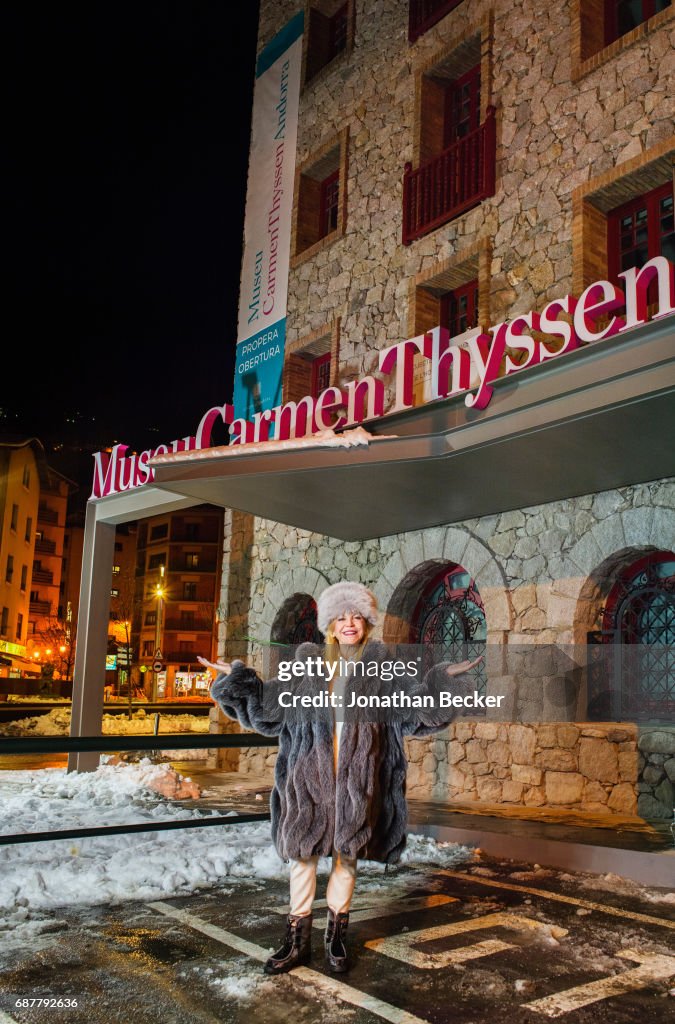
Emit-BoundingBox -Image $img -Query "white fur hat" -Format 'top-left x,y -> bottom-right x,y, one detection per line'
317,581 -> 378,634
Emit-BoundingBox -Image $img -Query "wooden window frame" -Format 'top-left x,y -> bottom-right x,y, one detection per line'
607,180 -> 674,287
439,279 -> 479,337
319,169 -> 340,239
604,0 -> 669,44
310,351 -> 332,397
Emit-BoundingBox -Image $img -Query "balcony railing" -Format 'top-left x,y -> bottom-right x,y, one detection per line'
164,619 -> 212,633
401,109 -> 495,244
29,599 -> 51,615
402,107 -> 496,245
34,538 -> 57,555
408,0 -> 463,43
163,650 -> 199,663
37,505 -> 58,525
32,569 -> 54,585
168,560 -> 218,574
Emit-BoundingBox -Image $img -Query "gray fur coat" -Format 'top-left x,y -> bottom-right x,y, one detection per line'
211,641 -> 468,864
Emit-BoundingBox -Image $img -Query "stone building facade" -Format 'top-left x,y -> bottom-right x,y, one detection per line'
211,0 -> 675,824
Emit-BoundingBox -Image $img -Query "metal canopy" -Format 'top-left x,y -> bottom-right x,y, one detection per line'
150,318 -> 675,541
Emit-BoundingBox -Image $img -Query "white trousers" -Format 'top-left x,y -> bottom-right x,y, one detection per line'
289,850 -> 358,917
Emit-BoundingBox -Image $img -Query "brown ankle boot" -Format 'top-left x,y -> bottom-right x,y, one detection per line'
263,914 -> 313,975
324,907 -> 349,973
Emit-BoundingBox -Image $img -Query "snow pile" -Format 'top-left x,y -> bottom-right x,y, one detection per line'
0,762 -> 473,933
153,425 -> 397,464
2,707 -> 209,737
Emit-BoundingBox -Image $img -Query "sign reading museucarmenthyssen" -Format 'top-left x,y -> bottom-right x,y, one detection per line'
232,12 -> 304,423
91,257 -> 674,498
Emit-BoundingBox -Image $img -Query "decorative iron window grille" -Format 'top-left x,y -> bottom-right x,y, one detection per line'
410,566 -> 487,704
587,551 -> 675,723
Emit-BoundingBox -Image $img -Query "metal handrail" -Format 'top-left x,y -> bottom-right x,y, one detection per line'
0,732 -> 278,845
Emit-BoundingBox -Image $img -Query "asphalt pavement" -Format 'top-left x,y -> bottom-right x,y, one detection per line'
1,856 -> 674,1024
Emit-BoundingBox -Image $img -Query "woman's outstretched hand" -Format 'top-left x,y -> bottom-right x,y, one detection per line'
197,655 -> 233,677
446,655 -> 484,676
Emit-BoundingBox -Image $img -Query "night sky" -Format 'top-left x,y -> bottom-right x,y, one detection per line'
5,3 -> 260,493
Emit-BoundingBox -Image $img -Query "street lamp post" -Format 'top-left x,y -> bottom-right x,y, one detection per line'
152,565 -> 165,703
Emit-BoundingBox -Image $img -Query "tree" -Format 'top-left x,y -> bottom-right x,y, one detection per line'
32,615 -> 77,683
110,568 -> 139,719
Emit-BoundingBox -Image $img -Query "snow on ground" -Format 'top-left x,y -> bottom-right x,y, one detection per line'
1,706 -> 209,736
0,761 -> 473,941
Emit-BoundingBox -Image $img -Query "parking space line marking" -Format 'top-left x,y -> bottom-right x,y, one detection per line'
148,901 -> 430,1024
267,894 -> 458,928
436,870 -> 675,930
525,949 -> 675,1017
366,912 -> 567,970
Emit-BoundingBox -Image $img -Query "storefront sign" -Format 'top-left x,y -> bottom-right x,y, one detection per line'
92,257 -> 674,497
0,640 -> 26,658
233,11 -> 304,422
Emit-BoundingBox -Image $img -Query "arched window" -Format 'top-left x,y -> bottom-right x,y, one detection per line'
272,593 -> 323,647
588,551 -> 675,722
410,565 -> 487,700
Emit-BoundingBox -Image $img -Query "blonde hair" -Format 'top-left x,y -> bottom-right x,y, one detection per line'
323,618 -> 372,671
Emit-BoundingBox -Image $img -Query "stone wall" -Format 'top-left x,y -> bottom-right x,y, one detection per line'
213,479 -> 675,821
405,721 -> 639,815
251,0 -> 675,373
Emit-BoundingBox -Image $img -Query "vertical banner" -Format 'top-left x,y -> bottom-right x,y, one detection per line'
233,12 -> 304,422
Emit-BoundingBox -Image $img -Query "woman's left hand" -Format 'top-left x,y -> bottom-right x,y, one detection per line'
197,655 -> 233,677
446,655 -> 483,676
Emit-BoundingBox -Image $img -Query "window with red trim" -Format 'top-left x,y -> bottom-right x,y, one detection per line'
319,169 -> 340,238
311,352 -> 331,397
443,65 -> 481,148
440,280 -> 479,337
604,0 -> 670,45
607,182 -> 675,286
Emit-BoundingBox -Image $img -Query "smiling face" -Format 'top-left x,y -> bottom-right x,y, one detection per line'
333,611 -> 366,646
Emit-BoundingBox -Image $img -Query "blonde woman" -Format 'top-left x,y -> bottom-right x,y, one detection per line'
201,581 -> 480,976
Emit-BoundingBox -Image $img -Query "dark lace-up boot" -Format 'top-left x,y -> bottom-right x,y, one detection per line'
263,913 -> 313,975
324,907 -> 350,973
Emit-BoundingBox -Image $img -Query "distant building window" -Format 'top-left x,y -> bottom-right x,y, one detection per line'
320,170 -> 340,238
184,523 -> 200,540
409,0 -> 464,43
185,553 -> 199,569
180,610 -> 196,626
605,0 -> 670,45
607,182 -> 675,285
30,590 -> 39,603
10,504 -> 18,532
25,517 -> 32,543
142,641 -> 154,657
178,640 -> 194,653
5,556 -> 13,584
183,582 -> 197,600
16,613 -> 23,641
148,554 -> 166,571
115,541 -> 123,552
111,588 -> 119,598
441,279 -> 479,337
293,130 -> 349,262
112,564 -> 121,575
22,465 -> 30,489
405,53 -> 495,245
145,611 -> 157,626
305,1 -> 351,83
0,608 -> 8,636
311,352 -> 332,397
20,565 -> 27,592
64,533 -> 69,548
150,524 -> 169,541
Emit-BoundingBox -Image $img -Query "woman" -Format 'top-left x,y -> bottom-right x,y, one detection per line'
200,581 -> 480,976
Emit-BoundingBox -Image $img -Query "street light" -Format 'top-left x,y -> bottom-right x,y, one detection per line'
152,565 -> 165,702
